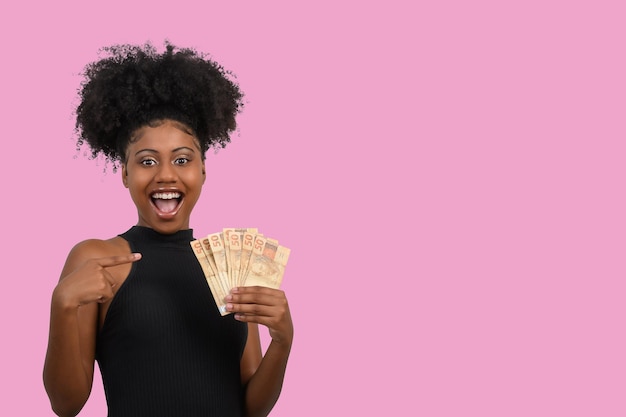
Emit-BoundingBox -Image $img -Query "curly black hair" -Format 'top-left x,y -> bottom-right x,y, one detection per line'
75,41 -> 244,166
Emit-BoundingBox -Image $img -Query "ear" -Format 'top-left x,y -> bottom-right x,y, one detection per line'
201,162 -> 206,184
121,164 -> 129,188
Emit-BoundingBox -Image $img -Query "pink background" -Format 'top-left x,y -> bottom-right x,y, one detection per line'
1,1 -> 625,415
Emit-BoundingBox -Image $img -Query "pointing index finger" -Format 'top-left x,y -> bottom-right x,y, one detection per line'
98,253 -> 142,268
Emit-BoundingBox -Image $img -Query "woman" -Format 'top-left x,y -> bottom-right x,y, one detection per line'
43,42 -> 293,417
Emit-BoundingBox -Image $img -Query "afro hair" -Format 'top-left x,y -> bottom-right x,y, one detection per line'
75,41 -> 244,166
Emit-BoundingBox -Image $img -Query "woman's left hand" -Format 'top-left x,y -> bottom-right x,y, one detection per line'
226,286 -> 293,347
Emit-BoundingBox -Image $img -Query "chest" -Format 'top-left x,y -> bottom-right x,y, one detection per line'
104,246 -> 214,320
98,247 -> 246,353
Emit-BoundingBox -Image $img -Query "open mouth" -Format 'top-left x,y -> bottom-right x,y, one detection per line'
151,191 -> 183,214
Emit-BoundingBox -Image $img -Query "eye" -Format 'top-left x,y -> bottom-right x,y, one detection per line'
140,158 -> 157,166
173,157 -> 190,165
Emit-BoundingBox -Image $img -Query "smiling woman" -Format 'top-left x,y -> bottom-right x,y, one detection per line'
123,121 -> 206,235
43,42 -> 294,417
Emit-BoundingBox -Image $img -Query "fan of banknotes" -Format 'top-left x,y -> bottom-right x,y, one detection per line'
191,228 -> 291,315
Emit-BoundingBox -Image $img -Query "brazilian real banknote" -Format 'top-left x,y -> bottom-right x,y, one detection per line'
191,228 -> 290,315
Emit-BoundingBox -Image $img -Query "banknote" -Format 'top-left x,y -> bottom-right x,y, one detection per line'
245,238 -> 290,289
224,228 -> 258,288
207,232 -> 229,291
191,228 -> 290,315
190,238 -> 228,314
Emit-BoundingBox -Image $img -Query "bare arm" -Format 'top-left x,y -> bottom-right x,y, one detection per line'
43,296 -> 97,417
229,287 -> 293,417
43,242 -> 140,416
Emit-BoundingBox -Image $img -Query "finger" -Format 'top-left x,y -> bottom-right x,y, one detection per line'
227,297 -> 290,319
226,302 -> 276,317
97,253 -> 142,268
227,292 -> 282,307
228,286 -> 286,302
226,294 -> 286,312
101,268 -> 119,288
78,279 -> 116,306
229,287 -> 286,304
96,286 -> 115,303
232,312 -> 272,325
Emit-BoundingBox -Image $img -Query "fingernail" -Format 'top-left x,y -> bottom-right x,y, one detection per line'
132,253 -> 142,260
226,303 -> 233,311
225,295 -> 232,302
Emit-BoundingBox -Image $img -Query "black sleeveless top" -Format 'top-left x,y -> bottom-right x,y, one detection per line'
96,226 -> 248,417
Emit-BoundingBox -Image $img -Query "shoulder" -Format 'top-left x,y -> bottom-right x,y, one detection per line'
60,236 -> 130,280
69,236 -> 128,257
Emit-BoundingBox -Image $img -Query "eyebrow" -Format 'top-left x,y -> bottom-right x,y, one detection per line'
134,146 -> 197,157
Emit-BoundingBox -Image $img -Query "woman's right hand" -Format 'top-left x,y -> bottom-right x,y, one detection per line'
52,253 -> 142,309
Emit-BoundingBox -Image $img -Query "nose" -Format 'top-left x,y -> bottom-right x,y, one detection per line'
155,161 -> 177,183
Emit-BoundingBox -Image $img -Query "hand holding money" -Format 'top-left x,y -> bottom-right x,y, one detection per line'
191,228 -> 291,315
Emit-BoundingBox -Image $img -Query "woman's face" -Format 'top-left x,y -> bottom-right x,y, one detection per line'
121,120 -> 206,234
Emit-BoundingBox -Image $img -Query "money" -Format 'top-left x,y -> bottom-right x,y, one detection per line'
224,228 -> 258,288
191,239 -> 228,313
191,228 -> 290,316
245,238 -> 290,289
239,231 -> 256,287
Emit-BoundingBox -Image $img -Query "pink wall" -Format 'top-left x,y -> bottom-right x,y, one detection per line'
1,1 -> 625,415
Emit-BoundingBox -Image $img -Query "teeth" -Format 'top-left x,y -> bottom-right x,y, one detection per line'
152,192 -> 181,200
